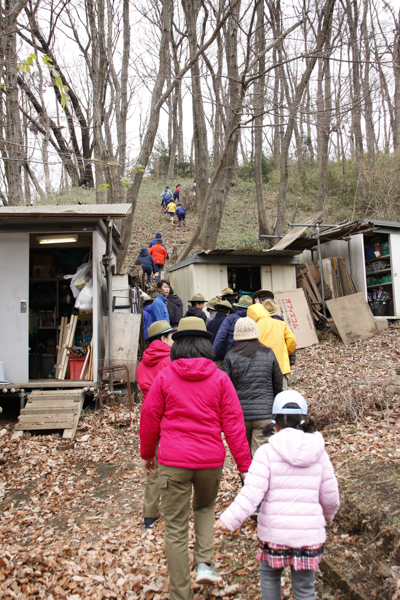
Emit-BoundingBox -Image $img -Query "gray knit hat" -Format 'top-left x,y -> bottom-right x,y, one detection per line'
233,317 -> 260,341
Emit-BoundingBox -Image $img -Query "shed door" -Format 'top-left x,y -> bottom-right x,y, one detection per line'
0,233 -> 29,383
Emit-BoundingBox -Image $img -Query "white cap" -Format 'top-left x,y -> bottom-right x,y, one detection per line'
272,390 -> 308,415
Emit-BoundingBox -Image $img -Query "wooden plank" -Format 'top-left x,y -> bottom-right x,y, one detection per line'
16,414 -> 75,423
303,266 -> 322,301
298,273 -> 322,311
21,406 -> 81,415
103,313 -> 141,382
15,422 -> 75,431
265,211 -> 324,252
326,293 -> 379,345
307,262 -> 321,285
29,389 -> 83,397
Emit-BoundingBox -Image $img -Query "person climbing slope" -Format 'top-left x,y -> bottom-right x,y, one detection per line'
149,239 -> 168,282
167,199 -> 177,224
175,203 -> 186,227
136,247 -> 156,285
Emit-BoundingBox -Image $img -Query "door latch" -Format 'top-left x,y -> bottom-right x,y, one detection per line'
20,300 -> 27,313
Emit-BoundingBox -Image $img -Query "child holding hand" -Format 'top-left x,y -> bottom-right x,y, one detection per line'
215,390 -> 339,600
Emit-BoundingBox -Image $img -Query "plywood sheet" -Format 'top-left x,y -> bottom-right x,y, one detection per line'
103,313 -> 141,382
265,211 -> 324,252
326,293 -> 379,345
273,288 -> 319,349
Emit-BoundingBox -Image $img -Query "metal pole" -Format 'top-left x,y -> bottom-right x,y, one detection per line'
107,220 -> 113,368
316,221 -> 327,317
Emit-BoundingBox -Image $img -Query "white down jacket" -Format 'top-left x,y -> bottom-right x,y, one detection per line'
220,427 -> 340,547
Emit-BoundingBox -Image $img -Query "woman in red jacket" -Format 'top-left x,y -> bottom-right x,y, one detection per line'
137,320 -> 174,529
140,317 -> 251,600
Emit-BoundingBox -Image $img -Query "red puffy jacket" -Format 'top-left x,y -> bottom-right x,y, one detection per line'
136,340 -> 171,401
149,244 -> 167,265
140,357 -> 251,472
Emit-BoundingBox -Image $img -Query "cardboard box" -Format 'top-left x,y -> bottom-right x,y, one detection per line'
273,288 -> 319,349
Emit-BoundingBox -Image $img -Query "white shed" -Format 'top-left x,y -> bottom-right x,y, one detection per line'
0,204 -> 132,390
294,219 -> 400,319
169,249 -> 298,310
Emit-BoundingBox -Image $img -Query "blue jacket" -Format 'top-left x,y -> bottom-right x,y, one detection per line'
213,307 -> 247,361
143,305 -> 153,340
176,206 -> 186,217
137,248 -> 156,273
150,294 -> 170,324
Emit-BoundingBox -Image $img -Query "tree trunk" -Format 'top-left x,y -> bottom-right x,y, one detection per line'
254,0 -> 269,238
274,0 -> 336,236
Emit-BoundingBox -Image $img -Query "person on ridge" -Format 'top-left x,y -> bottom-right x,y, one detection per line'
173,183 -> 181,202
136,247 -> 156,285
166,199 -> 177,224
167,287 -> 184,327
175,202 -> 186,227
137,320 -> 175,529
150,280 -> 170,324
184,293 -> 208,323
215,390 -> 340,600
149,238 -> 168,282
213,294 -> 252,362
247,303 -> 296,390
149,232 -> 169,257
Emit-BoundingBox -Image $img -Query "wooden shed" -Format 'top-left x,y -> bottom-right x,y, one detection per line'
169,249 -> 298,309
0,204 -> 132,392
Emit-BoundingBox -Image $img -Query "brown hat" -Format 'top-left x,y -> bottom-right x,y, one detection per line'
207,297 -> 218,311
234,317 -> 260,341
262,299 -> 280,316
233,295 -> 253,308
220,287 -> 234,296
190,293 -> 207,303
214,299 -> 232,311
252,289 -> 274,302
172,316 -> 213,340
147,320 -> 175,342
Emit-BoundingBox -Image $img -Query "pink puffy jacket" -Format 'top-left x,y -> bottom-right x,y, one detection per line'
140,357 -> 251,472
220,428 -> 339,547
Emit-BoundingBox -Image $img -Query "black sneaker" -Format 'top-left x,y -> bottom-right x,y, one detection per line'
144,515 -> 161,529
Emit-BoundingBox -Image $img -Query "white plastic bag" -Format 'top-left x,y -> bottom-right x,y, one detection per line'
64,261 -> 92,298
75,278 -> 93,311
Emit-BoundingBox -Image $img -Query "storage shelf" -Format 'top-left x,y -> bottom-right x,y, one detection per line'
367,282 -> 393,289
366,267 -> 391,276
365,254 -> 390,263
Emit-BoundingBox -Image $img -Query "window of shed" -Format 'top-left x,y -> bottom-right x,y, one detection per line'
227,266 -> 261,296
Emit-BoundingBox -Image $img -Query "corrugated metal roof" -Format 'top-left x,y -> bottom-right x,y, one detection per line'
0,204 -> 131,218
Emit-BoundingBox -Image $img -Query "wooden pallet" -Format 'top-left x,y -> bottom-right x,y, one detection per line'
11,389 -> 85,441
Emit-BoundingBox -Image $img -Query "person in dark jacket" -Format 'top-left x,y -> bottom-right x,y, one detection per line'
149,233 -> 169,258
175,203 -> 186,228
213,295 -> 252,362
150,280 -> 170,324
143,300 -> 153,340
206,300 -> 232,347
137,247 -> 156,284
167,287 -> 184,327
222,317 -> 283,457
184,293 -> 208,323
206,297 -> 218,323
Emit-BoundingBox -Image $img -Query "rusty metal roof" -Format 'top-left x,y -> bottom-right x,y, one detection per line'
0,204 -> 131,219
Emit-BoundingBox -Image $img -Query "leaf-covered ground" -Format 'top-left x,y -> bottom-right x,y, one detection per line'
2,325 -> 400,599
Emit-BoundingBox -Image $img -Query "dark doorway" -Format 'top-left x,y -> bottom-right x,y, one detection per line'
227,266 -> 261,296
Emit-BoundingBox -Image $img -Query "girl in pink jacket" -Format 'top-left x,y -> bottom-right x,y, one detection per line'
216,390 -> 339,600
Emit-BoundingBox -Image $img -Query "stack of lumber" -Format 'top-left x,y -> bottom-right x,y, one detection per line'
297,257 -> 358,333
12,389 -> 85,441
55,315 -> 78,379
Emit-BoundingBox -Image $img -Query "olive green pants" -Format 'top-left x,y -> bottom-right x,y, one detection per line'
158,464 -> 223,600
144,462 -> 160,518
144,444 -> 160,519
245,419 -> 272,457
